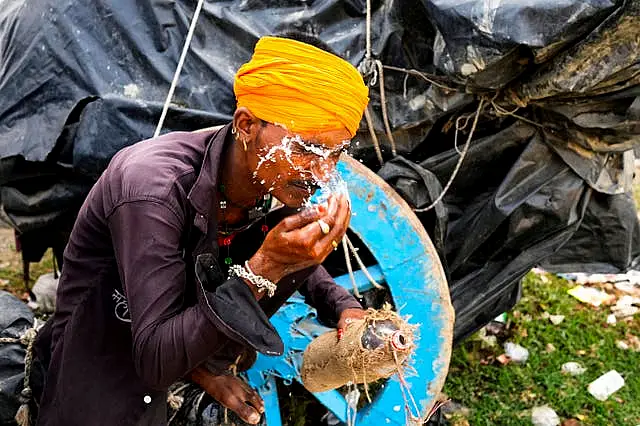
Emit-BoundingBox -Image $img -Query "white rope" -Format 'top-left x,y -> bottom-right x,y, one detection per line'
364,106 -> 384,167
344,235 -> 384,290
342,238 -> 361,298
414,99 -> 485,213
365,0 -> 372,60
374,59 -> 397,157
153,0 -> 206,138
361,0 -> 397,159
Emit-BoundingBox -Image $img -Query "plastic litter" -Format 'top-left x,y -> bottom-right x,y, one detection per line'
561,362 -> 586,376
503,342 -> 529,364
611,296 -> 640,318
560,272 -> 640,286
27,272 -> 59,313
616,341 -> 630,350
476,327 -> 497,348
549,315 -> 565,325
614,282 -> 640,295
531,405 -> 560,426
542,312 -> 565,325
567,286 -> 613,307
587,370 -> 625,401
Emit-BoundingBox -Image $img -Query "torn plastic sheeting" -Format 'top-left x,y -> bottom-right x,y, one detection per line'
421,0 -> 619,88
0,0 -> 448,164
380,121 -> 596,342
539,190 -> 640,273
72,96 -> 229,178
515,0 -> 639,102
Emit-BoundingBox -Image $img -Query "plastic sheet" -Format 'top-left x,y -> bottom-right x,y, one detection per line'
1,0 -> 639,345
0,291 -> 34,425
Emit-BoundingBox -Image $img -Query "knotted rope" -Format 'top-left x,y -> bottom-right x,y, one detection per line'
0,327 -> 38,426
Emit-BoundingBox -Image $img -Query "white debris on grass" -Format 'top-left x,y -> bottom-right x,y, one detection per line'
559,271 -> 640,286
549,315 -> 565,325
542,312 -> 565,325
615,281 -> 640,295
561,362 -> 586,376
504,342 -> 529,363
588,370 -> 625,401
611,295 -> 640,318
567,285 -> 614,307
531,405 -> 560,426
476,327 -> 497,348
607,314 -> 617,324
616,341 -> 630,350
28,272 -> 59,313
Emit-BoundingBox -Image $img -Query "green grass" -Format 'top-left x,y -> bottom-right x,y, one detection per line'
0,229 -> 55,299
443,272 -> 640,425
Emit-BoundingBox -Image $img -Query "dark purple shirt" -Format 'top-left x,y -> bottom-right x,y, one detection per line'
35,125 -> 361,425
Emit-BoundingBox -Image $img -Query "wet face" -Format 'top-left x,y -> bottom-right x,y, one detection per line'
249,122 -> 351,208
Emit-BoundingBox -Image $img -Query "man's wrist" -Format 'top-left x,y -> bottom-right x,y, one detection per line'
248,252 -> 285,284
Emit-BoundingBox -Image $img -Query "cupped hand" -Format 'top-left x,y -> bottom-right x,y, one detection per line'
249,194 -> 351,283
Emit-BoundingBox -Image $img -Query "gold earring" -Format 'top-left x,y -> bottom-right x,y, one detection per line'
242,138 -> 248,151
231,127 -> 237,135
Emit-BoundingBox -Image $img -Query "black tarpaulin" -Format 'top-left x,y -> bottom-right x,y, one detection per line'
1,0 -> 639,344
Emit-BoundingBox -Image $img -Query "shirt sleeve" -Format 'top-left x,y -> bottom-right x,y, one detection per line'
298,265 -> 363,325
107,199 -> 281,389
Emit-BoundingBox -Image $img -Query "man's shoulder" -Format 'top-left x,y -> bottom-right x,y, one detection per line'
103,130 -> 216,206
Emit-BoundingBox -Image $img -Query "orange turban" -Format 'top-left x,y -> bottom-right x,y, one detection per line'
234,36 -> 369,137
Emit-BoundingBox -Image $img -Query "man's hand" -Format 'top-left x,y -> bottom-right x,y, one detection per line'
249,194 -> 351,284
190,367 -> 264,424
336,308 -> 367,341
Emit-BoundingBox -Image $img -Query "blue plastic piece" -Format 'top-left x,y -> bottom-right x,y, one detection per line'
246,158 -> 453,425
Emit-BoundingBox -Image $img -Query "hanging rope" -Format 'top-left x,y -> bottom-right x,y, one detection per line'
374,60 -> 397,156
382,65 -> 459,92
414,98 -> 485,213
153,0 -> 206,138
342,238 -> 361,298
360,0 -> 398,162
364,106 -> 384,167
344,235 -> 385,290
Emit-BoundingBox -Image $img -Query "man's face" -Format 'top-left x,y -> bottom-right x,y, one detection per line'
250,122 -> 351,208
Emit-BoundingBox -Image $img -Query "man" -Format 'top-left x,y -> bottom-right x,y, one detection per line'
34,34 -> 370,425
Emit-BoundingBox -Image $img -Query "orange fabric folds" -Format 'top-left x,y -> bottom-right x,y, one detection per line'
234,36 -> 369,137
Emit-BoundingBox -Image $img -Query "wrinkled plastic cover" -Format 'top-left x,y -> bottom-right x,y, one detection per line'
0,291 -> 34,424
425,0 -> 618,86
0,0 -> 621,168
1,0 -> 638,345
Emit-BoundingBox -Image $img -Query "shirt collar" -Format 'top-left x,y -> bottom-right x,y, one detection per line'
187,123 -> 232,233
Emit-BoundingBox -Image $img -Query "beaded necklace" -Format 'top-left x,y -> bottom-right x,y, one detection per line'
218,185 -> 272,265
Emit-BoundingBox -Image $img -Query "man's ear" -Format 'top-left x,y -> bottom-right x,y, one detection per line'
233,107 -> 262,145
